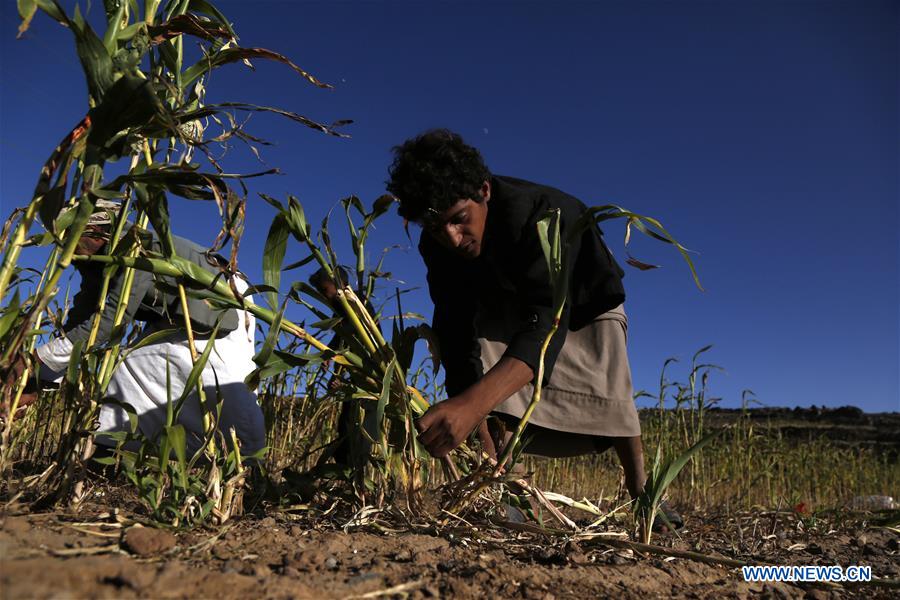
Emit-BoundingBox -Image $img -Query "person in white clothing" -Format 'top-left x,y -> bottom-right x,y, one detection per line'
7,203 -> 265,457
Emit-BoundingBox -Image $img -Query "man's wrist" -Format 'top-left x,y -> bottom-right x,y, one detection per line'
451,388 -> 494,421
471,357 -> 534,412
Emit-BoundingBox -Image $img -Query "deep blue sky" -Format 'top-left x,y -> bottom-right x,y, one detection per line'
1,1 -> 897,412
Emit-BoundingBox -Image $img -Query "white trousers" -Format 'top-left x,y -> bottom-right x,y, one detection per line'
37,291 -> 266,456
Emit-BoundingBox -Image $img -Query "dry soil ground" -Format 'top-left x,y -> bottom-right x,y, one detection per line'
2,407 -> 898,599
2,490 -> 898,599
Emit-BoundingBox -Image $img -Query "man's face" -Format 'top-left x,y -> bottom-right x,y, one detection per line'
74,226 -> 107,256
318,280 -> 339,303
423,181 -> 490,259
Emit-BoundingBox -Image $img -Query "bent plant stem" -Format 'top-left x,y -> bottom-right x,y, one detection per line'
493,208 -> 566,477
215,428 -> 246,524
175,283 -> 214,455
334,288 -> 379,357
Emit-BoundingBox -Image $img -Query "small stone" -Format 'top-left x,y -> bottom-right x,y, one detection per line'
325,556 -> 338,570
123,526 -> 176,557
610,554 -> 628,565
289,525 -> 305,537
253,564 -> 272,578
282,566 -> 301,578
259,517 -> 277,528
854,535 -> 868,547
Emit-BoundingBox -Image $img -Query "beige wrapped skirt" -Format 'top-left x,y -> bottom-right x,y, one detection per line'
478,303 -> 641,457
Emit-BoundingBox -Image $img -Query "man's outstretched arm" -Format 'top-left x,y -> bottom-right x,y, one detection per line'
415,356 -> 533,458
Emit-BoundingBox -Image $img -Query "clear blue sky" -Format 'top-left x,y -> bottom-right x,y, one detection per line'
1,1 -> 897,412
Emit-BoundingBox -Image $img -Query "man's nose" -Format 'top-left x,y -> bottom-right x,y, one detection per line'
442,224 -> 464,248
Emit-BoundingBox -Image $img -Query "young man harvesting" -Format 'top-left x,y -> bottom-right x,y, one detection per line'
387,129 -> 680,527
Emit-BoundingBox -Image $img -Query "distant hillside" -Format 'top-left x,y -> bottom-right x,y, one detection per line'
638,405 -> 900,457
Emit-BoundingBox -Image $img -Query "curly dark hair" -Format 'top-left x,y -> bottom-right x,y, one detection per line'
386,129 -> 491,221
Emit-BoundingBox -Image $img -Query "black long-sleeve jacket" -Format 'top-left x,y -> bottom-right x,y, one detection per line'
420,175 -> 626,396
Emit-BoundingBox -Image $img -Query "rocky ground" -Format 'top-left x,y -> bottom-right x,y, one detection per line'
1,491 -> 898,599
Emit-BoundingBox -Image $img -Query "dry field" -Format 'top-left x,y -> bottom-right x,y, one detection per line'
2,4 -> 898,598
3,408 -> 898,599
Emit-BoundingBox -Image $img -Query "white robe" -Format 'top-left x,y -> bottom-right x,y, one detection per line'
36,286 -> 266,457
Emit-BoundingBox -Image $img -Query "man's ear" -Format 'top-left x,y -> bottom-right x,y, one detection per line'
480,180 -> 491,203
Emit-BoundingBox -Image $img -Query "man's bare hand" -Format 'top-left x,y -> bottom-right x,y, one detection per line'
415,396 -> 489,458
1,390 -> 37,422
4,354 -> 27,387
416,357 -> 533,458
